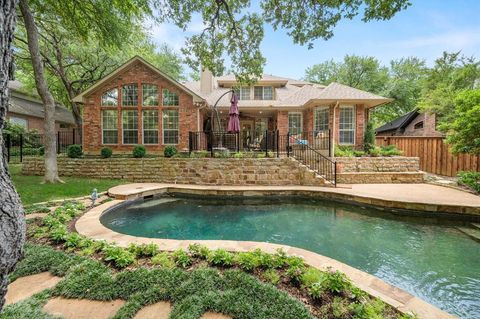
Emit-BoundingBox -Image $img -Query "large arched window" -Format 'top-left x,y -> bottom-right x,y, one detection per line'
142,84 -> 158,106
122,84 -> 138,106
162,89 -> 179,106
101,88 -> 118,106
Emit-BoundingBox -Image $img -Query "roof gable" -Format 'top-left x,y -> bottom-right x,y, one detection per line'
72,56 -> 204,103
375,109 -> 419,133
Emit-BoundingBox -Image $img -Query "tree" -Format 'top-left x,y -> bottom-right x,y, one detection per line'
444,89 -> 480,155
419,52 -> 480,127
0,0 -> 26,310
373,57 -> 427,124
363,121 -> 375,152
17,0 -> 149,183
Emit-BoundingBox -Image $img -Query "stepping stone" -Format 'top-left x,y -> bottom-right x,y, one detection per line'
200,312 -> 233,319
134,301 -> 172,319
5,272 -> 61,305
43,297 -> 125,319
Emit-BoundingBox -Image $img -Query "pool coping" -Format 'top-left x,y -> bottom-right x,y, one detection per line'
76,199 -> 457,319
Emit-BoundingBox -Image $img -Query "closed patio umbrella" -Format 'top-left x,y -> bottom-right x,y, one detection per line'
227,92 -> 240,133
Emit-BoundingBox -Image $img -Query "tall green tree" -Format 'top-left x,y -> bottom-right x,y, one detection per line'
17,0 -> 150,183
444,89 -> 480,155
418,52 -> 480,127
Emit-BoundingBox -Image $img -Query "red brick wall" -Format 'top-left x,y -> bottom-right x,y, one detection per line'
276,111 -> 289,136
7,113 -> 64,133
82,60 -> 199,154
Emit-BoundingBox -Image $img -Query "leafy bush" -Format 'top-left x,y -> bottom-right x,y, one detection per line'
164,145 -> 178,158
49,224 -> 68,243
102,245 -> 135,268
151,252 -> 175,268
458,171 -> 480,193
132,145 -> 146,158
233,152 -> 244,158
234,252 -> 260,271
300,267 -> 323,288
379,145 -> 402,156
308,269 -> 353,298
38,146 -> 45,156
190,151 -> 209,158
67,144 -> 83,158
64,233 -> 83,249
188,243 -> 211,259
207,249 -> 234,266
172,249 -> 192,268
263,269 -> 281,285
100,147 -> 113,158
334,145 -> 355,157
363,121 -> 375,153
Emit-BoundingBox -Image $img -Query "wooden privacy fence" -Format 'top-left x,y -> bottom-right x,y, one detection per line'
376,136 -> 480,177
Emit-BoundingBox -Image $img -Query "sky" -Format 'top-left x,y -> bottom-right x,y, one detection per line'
147,0 -> 480,80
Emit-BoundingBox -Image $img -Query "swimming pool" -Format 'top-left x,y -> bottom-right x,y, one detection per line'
100,195 -> 480,319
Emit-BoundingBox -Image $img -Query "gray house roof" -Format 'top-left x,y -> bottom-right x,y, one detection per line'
8,81 -> 76,125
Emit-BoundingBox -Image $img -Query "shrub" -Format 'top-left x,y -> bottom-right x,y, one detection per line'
38,146 -> 45,156
64,233 -> 83,249
300,267 -> 323,288
102,245 -> 135,268
363,121 -> 375,153
234,252 -> 259,271
164,145 -> 178,158
151,252 -> 175,268
49,224 -> 68,243
207,249 -> 234,266
172,249 -> 192,268
100,147 -> 113,158
334,145 -> 355,157
379,145 -> 402,156
263,269 -> 281,285
190,151 -> 209,158
233,152 -> 244,158
132,145 -> 146,158
308,269 -> 353,297
458,171 -> 480,193
188,243 -> 211,259
127,243 -> 159,258
67,144 -> 83,158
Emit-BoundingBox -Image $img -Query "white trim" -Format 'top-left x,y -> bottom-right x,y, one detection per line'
162,109 -> 179,145
121,110 -> 139,145
142,110 -> 159,145
338,105 -> 356,145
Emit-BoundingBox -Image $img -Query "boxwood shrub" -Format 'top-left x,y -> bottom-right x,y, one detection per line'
132,145 -> 146,158
67,144 -> 83,158
100,147 -> 113,158
164,145 -> 177,158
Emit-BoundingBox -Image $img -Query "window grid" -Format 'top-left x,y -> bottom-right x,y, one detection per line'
163,110 -> 179,144
102,110 -> 118,144
339,106 -> 355,145
234,87 -> 251,100
143,110 -> 159,144
288,112 -> 303,135
122,84 -> 138,106
163,89 -> 179,106
142,84 -> 159,106
101,88 -> 118,106
122,110 -> 138,144
254,86 -> 273,100
314,107 -> 329,133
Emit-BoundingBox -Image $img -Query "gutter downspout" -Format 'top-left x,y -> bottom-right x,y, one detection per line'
331,101 -> 339,157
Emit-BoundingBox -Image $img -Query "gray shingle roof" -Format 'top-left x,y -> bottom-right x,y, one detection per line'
8,82 -> 76,124
376,110 -> 419,134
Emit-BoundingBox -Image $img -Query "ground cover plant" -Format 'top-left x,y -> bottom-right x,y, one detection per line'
334,145 -> 402,157
457,171 -> 480,193
13,200 -> 418,319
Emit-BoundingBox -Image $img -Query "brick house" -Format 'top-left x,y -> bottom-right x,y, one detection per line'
74,56 -> 392,155
375,109 -> 444,137
7,80 -> 76,133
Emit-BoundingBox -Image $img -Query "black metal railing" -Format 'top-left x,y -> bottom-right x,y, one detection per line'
4,129 -> 80,163
189,130 -> 280,157
287,132 -> 337,186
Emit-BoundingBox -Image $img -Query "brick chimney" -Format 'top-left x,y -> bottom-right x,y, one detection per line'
200,68 -> 213,94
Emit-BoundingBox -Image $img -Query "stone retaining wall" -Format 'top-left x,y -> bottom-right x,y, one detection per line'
337,172 -> 424,184
334,156 -> 420,173
21,157 -> 325,186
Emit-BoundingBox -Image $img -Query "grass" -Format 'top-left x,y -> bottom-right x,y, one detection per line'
8,164 -> 125,205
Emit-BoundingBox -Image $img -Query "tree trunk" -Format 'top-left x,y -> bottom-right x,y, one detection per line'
0,0 -> 26,311
19,0 -> 61,183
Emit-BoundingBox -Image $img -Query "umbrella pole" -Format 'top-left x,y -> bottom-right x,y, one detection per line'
211,89 -> 235,149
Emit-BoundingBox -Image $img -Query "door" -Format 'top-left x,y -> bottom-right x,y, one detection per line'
240,120 -> 254,150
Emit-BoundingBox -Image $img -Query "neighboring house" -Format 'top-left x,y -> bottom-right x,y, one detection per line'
375,109 -> 444,137
7,80 -> 76,133
73,56 -> 392,155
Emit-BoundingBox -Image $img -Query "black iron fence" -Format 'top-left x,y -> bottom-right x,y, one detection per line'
4,129 -> 80,163
287,133 -> 337,186
189,130 -> 280,157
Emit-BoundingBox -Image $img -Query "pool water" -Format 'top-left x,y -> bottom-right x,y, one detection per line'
100,196 -> 480,319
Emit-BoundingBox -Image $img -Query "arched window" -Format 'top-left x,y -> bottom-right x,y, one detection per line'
162,89 -> 179,106
122,84 -> 138,106
101,88 -> 118,106
142,84 -> 158,106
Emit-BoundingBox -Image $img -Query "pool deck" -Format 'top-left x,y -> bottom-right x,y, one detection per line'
108,183 -> 480,218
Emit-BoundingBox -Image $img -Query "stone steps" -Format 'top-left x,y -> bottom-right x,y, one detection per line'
456,226 -> 480,243
472,223 -> 480,230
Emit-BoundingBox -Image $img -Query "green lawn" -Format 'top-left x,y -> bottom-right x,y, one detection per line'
8,164 -> 125,205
